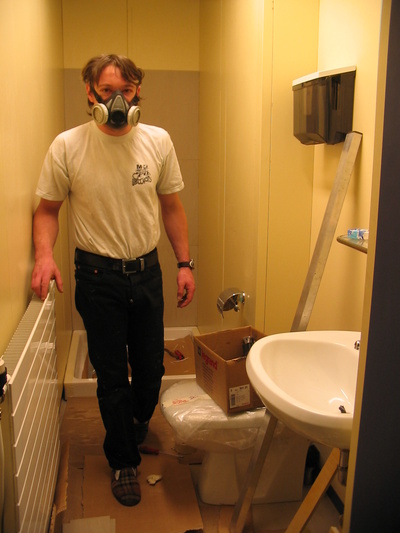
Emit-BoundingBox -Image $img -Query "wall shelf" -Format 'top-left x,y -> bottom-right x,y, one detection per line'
337,235 -> 368,254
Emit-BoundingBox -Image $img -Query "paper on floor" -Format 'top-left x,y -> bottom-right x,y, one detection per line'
63,516 -> 116,533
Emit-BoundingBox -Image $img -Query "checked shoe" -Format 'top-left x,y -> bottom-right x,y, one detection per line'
111,467 -> 141,507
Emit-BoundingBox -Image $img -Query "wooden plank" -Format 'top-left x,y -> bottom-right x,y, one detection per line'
291,131 -> 362,332
285,448 -> 340,533
229,414 -> 278,533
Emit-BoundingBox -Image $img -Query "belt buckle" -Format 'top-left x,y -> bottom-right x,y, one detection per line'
122,257 -> 144,275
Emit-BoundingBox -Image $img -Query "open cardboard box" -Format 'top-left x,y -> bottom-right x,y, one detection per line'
194,326 -> 265,414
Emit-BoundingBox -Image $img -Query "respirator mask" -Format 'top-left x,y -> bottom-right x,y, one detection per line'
91,89 -> 141,129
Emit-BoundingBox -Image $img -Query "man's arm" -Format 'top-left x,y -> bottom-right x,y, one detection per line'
31,198 -> 64,300
158,192 -> 195,308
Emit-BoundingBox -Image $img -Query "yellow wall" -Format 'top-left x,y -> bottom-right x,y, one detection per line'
198,0 -> 319,334
0,0 -> 71,396
63,0 -> 199,71
127,0 -> 199,71
308,0 -> 385,331
263,1 -> 320,334
198,0 -> 268,333
198,0 -> 385,336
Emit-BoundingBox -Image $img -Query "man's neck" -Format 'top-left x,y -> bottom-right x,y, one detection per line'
96,122 -> 132,137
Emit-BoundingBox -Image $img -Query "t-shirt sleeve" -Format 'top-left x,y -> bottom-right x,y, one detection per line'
36,136 -> 70,201
156,136 -> 185,195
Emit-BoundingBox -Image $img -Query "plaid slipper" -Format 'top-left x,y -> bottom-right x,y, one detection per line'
111,467 -> 141,506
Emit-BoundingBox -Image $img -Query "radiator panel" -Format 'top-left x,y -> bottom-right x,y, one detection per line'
13,326 -> 56,468
1,282 -> 60,533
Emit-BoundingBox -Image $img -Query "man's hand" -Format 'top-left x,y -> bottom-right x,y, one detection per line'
177,267 -> 195,308
31,256 -> 63,301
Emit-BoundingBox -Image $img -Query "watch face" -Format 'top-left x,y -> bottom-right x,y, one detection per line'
189,259 -> 194,269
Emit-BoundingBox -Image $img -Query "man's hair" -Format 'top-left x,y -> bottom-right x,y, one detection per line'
82,54 -> 145,107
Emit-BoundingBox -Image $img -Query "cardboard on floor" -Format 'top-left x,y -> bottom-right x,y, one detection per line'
83,454 -> 203,533
60,394 -> 203,533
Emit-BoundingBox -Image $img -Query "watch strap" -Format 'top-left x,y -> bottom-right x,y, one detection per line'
177,259 -> 194,270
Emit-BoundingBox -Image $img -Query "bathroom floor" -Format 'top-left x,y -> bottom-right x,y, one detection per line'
59,396 -> 342,532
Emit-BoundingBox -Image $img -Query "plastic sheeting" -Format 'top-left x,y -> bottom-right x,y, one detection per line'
161,380 -> 284,453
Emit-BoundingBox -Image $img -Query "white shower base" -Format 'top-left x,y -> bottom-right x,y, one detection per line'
63,327 -> 199,399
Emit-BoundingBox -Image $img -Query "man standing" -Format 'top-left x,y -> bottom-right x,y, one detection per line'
31,54 -> 195,506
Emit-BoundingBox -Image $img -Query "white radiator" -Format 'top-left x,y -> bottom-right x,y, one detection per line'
1,282 -> 59,533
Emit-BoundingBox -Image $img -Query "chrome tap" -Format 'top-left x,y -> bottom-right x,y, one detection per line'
217,288 -> 245,317
354,339 -> 361,350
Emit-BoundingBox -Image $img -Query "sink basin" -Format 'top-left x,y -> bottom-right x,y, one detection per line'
246,330 -> 360,450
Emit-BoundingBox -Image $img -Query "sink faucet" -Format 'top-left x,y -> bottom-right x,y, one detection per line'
354,339 -> 361,350
217,288 -> 245,317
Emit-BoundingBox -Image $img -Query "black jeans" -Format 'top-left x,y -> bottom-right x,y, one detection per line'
74,254 -> 164,470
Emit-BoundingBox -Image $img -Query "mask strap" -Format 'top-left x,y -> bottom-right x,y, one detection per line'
91,87 -> 104,103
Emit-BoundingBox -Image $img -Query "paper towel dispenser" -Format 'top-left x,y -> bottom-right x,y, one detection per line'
292,66 -> 356,145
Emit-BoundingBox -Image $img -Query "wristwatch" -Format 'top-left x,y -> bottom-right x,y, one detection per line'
177,259 -> 195,270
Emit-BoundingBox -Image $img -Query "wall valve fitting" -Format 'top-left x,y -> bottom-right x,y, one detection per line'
217,288 -> 245,317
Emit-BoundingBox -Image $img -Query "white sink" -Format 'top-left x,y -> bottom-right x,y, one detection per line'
246,330 -> 360,450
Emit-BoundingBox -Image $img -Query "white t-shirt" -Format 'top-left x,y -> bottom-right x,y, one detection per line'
36,121 -> 184,259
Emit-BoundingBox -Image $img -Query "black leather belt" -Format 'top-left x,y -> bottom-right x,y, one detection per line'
75,248 -> 158,275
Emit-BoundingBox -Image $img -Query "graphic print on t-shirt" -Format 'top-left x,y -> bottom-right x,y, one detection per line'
132,164 -> 152,186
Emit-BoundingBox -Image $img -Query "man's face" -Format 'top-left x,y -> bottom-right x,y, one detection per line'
86,65 -> 140,135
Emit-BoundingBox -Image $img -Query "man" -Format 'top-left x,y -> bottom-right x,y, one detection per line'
31,54 -> 195,506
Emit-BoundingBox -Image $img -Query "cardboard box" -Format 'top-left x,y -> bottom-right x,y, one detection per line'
194,326 -> 265,414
